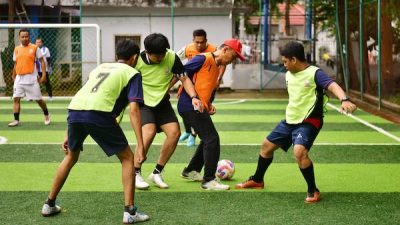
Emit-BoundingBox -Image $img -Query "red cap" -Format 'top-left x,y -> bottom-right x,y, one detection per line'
223,39 -> 245,61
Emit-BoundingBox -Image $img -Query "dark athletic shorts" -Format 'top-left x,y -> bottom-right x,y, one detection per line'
68,122 -> 128,156
140,97 -> 178,133
266,120 -> 322,151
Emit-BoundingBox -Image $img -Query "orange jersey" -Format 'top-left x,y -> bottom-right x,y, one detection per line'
184,43 -> 217,60
14,43 -> 37,75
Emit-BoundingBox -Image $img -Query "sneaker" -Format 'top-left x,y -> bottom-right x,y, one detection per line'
148,173 -> 169,189
44,115 -> 51,125
181,168 -> 203,181
123,211 -> 150,224
135,172 -> 150,190
41,203 -> 61,217
179,132 -> 190,142
305,190 -> 321,204
187,135 -> 196,147
201,179 -> 230,190
8,120 -> 20,127
235,176 -> 264,189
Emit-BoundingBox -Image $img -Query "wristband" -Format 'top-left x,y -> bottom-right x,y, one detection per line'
341,97 -> 350,103
191,95 -> 199,100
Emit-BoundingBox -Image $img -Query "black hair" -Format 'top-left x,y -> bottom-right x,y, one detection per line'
280,41 -> 306,62
116,39 -> 140,60
19,28 -> 29,35
193,29 -> 207,38
144,33 -> 170,54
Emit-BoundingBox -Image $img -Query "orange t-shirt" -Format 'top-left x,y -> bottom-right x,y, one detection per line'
14,43 -> 37,75
184,43 -> 217,60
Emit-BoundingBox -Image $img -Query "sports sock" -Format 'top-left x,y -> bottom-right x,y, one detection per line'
45,198 -> 56,207
14,113 -> 20,121
134,167 -> 141,174
43,109 -> 49,116
300,163 -> 317,193
253,155 -> 273,182
153,164 -> 164,174
124,205 -> 137,215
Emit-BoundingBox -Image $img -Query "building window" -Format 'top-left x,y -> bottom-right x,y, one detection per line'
115,35 -> 141,53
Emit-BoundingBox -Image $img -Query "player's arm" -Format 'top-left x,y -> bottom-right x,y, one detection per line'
36,48 -> 47,83
172,54 -> 203,112
61,129 -> 69,155
316,69 -> 357,114
126,74 -> 145,163
12,51 -> 16,81
12,62 -> 16,82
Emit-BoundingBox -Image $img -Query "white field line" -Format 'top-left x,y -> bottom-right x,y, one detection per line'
327,103 -> 400,143
0,136 -> 7,144
5,142 -> 400,146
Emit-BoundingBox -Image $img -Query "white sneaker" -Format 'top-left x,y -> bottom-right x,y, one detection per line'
123,211 -> 150,224
8,120 -> 20,127
41,203 -> 61,217
201,179 -> 230,190
181,169 -> 203,182
135,173 -> 150,190
44,115 -> 51,125
148,173 -> 169,189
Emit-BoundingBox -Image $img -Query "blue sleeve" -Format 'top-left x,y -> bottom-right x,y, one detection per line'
315,69 -> 334,90
184,55 -> 206,79
127,73 -> 144,104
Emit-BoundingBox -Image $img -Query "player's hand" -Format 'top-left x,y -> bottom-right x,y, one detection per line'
135,146 -> 146,164
340,101 -> 357,114
40,74 -> 47,84
192,98 -> 204,113
61,137 -> 69,155
209,105 -> 216,115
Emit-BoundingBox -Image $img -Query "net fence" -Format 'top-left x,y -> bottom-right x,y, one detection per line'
0,25 -> 99,97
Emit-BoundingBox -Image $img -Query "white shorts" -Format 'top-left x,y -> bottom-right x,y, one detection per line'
13,82 -> 42,100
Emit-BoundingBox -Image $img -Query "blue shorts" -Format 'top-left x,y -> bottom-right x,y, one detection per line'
266,120 -> 322,151
68,122 -> 128,156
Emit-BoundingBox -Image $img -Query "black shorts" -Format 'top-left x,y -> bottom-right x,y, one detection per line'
140,98 -> 178,133
68,122 -> 128,156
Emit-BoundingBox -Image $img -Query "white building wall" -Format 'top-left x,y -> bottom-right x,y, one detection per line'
82,14 -> 234,86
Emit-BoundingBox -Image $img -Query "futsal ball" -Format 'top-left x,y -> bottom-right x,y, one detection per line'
216,159 -> 235,180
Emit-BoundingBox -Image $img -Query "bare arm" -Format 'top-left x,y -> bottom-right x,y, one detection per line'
39,57 -> 47,83
168,76 -> 179,90
128,102 -> 145,163
12,63 -> 16,81
178,75 -> 204,112
327,82 -> 357,113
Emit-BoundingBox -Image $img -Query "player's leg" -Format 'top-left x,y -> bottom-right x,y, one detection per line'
236,120 -> 291,189
179,117 -> 191,142
42,123 -> 85,217
45,72 -> 53,99
117,145 -> 149,223
27,82 -> 50,125
8,81 -> 24,126
292,123 -> 321,203
180,111 -> 204,181
147,100 -> 180,189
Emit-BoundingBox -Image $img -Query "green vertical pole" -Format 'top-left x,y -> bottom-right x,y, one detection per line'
335,0 -> 346,90
377,0 -> 381,109
259,0 -> 263,90
359,0 -> 363,100
344,0 -> 349,94
171,0 -> 174,49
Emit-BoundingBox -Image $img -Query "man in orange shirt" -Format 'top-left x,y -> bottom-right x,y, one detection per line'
176,29 -> 226,147
9,29 -> 50,127
178,39 -> 245,190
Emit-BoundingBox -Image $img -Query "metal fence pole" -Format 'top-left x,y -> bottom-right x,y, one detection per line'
377,0 -> 381,109
359,0 -> 363,100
